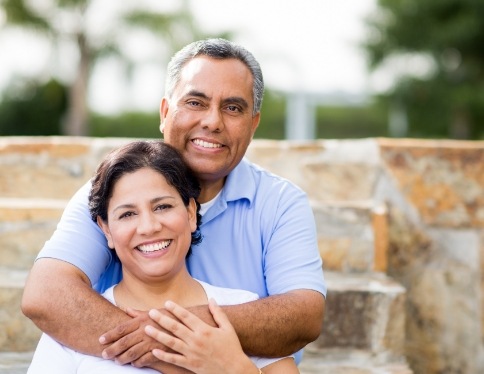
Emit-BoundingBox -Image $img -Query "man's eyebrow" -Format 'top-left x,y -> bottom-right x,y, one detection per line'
222,96 -> 249,110
184,90 -> 210,100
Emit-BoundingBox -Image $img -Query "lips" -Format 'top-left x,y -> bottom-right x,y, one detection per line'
136,240 -> 172,253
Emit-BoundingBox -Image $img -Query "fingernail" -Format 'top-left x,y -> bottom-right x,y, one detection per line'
99,336 -> 106,344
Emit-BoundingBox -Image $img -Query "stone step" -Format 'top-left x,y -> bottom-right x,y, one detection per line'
299,349 -> 412,374
0,352 -> 33,374
0,198 -> 66,270
312,201 -> 388,274
0,136 -> 126,200
0,268 -> 41,352
317,271 -> 406,362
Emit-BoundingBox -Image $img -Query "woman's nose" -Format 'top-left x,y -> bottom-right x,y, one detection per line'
137,212 -> 162,234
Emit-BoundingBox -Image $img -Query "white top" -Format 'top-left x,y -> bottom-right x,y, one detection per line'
27,280 -> 285,373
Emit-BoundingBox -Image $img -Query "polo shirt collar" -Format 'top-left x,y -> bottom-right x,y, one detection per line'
224,157 -> 256,204
201,158 -> 255,225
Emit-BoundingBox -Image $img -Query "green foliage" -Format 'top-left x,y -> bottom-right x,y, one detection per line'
0,0 -> 230,136
315,102 -> 389,139
0,79 -> 67,135
89,112 -> 160,139
255,90 -> 286,139
364,0 -> 484,139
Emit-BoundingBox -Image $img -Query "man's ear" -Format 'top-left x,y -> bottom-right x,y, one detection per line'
251,111 -> 261,138
97,216 -> 114,249
159,97 -> 169,134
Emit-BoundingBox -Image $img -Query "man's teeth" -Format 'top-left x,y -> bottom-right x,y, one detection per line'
193,139 -> 222,148
137,240 -> 171,253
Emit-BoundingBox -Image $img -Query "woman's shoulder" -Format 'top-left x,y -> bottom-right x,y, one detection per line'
196,280 -> 259,306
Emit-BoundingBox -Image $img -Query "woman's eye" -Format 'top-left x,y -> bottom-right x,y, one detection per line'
119,211 -> 134,219
155,204 -> 172,211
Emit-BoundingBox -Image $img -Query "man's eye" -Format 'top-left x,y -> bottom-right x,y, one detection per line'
227,105 -> 241,113
187,100 -> 201,107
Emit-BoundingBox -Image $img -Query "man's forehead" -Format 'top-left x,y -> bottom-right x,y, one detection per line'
175,57 -> 254,98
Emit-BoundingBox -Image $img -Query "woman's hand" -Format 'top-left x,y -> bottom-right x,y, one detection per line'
145,299 -> 259,374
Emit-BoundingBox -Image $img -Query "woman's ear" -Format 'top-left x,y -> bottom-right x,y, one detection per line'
97,216 -> 115,249
188,198 -> 198,233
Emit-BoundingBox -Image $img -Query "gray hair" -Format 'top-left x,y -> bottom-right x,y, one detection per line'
165,38 -> 264,116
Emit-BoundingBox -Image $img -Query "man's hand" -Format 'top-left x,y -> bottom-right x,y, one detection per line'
99,307 -> 171,367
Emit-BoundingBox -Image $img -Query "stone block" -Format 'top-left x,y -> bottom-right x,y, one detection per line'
0,199 -> 65,270
314,272 -> 406,363
378,138 -> 484,228
0,269 -> 41,351
246,139 -> 381,202
313,202 -> 388,273
0,137 -> 95,199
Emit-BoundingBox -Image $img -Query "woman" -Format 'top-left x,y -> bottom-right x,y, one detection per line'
27,141 -> 298,373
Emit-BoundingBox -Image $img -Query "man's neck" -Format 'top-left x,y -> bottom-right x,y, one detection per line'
198,178 -> 225,203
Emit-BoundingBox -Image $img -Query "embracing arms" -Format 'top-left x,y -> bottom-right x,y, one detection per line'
21,258 -> 130,357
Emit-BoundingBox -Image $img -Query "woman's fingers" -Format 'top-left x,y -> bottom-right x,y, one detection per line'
207,298 -> 233,331
162,300 -> 204,331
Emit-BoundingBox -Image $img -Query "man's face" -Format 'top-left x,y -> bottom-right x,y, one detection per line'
160,56 -> 260,186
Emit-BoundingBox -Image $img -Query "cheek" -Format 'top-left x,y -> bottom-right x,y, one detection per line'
109,226 -> 132,248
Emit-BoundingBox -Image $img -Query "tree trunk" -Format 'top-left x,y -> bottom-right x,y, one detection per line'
63,33 -> 90,136
449,108 -> 471,139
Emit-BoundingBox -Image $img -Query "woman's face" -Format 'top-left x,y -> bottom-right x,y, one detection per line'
97,167 -> 197,283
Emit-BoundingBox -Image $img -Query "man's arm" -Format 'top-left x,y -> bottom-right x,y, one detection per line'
223,289 -> 325,357
21,258 -> 129,356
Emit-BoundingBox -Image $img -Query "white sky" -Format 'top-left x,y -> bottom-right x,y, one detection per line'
0,0 -> 380,114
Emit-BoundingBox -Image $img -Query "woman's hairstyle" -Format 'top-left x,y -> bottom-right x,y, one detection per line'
165,38 -> 264,116
88,141 -> 202,246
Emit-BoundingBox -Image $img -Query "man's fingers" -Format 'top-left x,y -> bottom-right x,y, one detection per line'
99,319 -> 138,345
101,334 -> 143,361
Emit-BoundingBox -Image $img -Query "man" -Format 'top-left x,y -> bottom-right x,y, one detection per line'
22,38 -> 326,372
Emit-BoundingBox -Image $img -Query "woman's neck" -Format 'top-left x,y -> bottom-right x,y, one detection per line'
113,270 -> 206,311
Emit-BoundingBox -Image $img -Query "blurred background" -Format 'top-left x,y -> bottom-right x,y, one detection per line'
0,0 -> 483,140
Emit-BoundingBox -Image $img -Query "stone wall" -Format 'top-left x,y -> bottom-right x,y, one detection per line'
1,136 -> 483,373
247,138 -> 484,374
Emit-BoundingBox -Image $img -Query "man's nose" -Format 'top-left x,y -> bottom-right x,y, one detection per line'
200,107 -> 224,132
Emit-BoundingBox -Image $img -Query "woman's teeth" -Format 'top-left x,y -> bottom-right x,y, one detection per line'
137,240 -> 172,253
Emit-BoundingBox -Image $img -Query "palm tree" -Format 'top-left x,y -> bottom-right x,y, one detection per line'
0,0 -> 218,135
